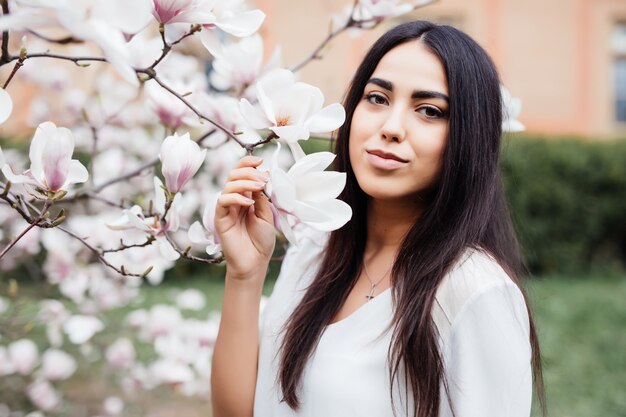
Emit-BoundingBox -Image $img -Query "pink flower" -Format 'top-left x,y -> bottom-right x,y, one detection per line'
40,349 -> 77,381
26,379 -> 61,412
8,339 -> 39,375
106,338 -> 136,370
159,132 -> 207,193
1,122 -> 88,193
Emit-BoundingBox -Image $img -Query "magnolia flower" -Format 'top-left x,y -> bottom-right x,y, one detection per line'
40,349 -> 77,381
106,338 -> 136,370
153,0 -> 265,37
145,80 -> 192,129
159,132 -> 207,193
0,88 -> 12,124
501,85 -> 525,132
355,0 -> 414,21
202,33 -> 281,94
8,339 -> 39,375
1,122 -> 88,193
26,379 -> 61,412
63,315 -> 104,344
240,69 -> 346,160
106,177 -> 182,261
0,346 -> 16,376
103,396 -> 125,416
268,144 -> 352,244
149,359 -> 194,385
188,196 -> 221,255
175,289 -> 206,311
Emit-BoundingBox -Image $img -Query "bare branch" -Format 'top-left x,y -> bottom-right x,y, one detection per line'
0,0 -> 10,64
0,200 -> 51,260
163,232 -> 224,265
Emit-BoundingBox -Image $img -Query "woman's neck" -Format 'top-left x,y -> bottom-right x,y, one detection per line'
365,196 -> 424,255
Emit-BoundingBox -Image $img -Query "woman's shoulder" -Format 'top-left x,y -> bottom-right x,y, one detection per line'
432,248 -> 526,334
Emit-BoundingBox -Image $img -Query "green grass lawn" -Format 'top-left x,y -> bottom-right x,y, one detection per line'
2,270 -> 624,416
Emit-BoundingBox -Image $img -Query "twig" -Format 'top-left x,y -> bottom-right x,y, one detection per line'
27,30 -> 83,45
0,200 -> 50,260
102,236 -> 156,254
163,232 -> 224,264
0,0 -> 10,65
57,225 -> 148,277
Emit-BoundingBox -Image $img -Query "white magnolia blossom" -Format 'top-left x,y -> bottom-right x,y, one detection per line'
501,85 -> 525,132
149,358 -> 194,385
0,88 -> 13,124
152,0 -> 265,38
159,132 -> 207,193
240,68 -> 346,160
106,177 -> 182,261
188,194 -> 221,255
8,339 -> 39,375
175,289 -> 206,311
105,338 -> 136,370
63,315 -> 104,344
145,79 -> 193,129
0,346 -> 17,376
26,379 -> 62,412
103,396 -> 125,416
40,349 -> 77,381
1,122 -> 88,193
268,144 -> 352,244
0,0 -> 153,86
202,33 -> 281,94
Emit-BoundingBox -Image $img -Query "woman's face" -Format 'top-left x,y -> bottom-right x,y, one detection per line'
349,40 -> 449,203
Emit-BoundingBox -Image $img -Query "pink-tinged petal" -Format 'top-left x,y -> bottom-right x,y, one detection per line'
239,99 -> 271,130
214,9 -> 265,37
188,221 -> 209,244
306,103 -> 346,133
288,151 -> 335,178
0,88 -> 12,124
26,379 -> 61,412
270,168 -> 297,212
1,165 -> 37,186
153,176 -> 167,214
64,160 -> 89,186
201,194 -> 219,235
271,125 -> 310,143
199,29 -> 223,57
276,211 -> 297,246
63,315 -> 104,344
205,242 -> 221,255
127,211 -> 153,233
296,171 -> 346,202
295,199 -> 352,232
41,349 -> 77,381
170,10 -> 216,25
8,339 -> 38,375
156,236 -> 180,261
41,127 -> 75,191
95,0 -> 153,34
29,122 -> 58,188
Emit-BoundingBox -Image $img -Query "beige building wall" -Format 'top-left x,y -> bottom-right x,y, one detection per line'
256,0 -> 626,138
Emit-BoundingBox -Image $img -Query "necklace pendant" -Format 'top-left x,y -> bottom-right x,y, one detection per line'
366,285 -> 376,301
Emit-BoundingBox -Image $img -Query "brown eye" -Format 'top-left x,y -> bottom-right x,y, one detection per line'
364,93 -> 388,106
417,105 -> 445,119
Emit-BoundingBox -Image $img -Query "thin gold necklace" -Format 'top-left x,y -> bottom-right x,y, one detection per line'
363,260 -> 392,301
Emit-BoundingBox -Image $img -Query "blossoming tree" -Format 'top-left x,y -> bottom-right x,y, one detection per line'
0,0 -> 524,415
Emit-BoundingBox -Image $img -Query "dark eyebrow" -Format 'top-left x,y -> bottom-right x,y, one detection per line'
366,77 -> 449,103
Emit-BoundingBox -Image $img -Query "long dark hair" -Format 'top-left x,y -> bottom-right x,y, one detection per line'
278,21 -> 546,417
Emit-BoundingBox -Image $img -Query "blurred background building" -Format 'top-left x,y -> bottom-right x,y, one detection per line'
256,0 -> 626,138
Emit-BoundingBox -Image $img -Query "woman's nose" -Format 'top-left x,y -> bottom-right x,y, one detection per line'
380,107 -> 406,142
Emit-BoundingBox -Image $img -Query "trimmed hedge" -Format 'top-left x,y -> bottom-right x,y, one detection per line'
501,136 -> 626,274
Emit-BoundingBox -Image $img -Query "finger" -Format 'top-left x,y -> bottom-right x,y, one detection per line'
215,193 -> 255,217
228,166 -> 270,182
234,155 -> 264,169
222,179 -> 267,195
251,191 -> 273,224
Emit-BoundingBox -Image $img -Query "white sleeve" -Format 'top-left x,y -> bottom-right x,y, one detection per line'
439,282 -> 533,417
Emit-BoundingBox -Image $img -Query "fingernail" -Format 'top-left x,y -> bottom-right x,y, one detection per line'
245,197 -> 255,204
258,172 -> 270,181
253,181 -> 266,188
249,156 -> 262,163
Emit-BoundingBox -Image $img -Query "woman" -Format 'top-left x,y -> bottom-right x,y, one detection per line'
211,21 -> 546,417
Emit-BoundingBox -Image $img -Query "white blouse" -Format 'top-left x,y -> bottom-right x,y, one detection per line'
254,232 -> 533,417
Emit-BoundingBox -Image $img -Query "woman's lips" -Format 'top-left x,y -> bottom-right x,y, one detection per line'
365,149 -> 408,170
